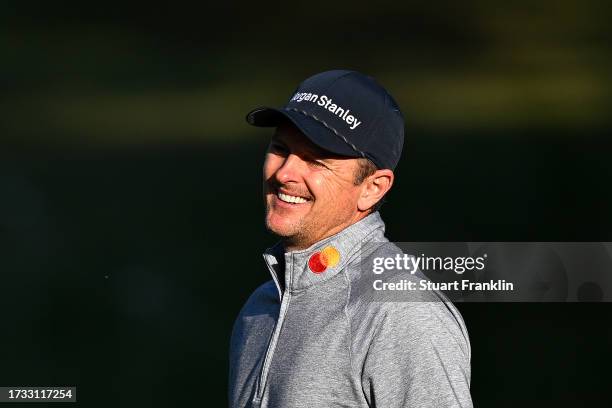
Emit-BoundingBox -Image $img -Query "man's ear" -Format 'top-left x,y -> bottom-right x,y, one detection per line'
357,169 -> 394,211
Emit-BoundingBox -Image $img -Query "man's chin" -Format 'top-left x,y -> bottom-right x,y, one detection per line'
265,212 -> 303,239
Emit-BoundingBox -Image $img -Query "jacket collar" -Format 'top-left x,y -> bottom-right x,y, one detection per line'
263,212 -> 386,298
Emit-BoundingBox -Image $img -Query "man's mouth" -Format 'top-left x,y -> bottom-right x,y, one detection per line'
277,192 -> 308,204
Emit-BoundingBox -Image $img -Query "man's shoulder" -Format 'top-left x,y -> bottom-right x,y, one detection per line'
343,239 -> 470,351
230,280 -> 280,359
241,280 -> 279,310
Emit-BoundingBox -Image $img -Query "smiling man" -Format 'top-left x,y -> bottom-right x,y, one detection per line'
263,123 -> 391,251
229,70 -> 473,408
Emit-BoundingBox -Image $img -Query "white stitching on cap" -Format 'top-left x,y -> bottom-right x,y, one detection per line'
287,108 -> 366,158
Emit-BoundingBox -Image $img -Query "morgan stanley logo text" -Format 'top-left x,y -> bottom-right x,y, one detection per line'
290,92 -> 362,130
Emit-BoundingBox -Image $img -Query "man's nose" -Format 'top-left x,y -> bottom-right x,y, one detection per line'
275,153 -> 304,184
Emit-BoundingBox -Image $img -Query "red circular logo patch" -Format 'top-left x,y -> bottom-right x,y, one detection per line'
308,252 -> 327,274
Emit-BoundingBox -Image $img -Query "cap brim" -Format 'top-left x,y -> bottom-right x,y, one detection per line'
246,107 -> 361,159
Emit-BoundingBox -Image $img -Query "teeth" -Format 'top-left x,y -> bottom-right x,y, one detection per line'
278,192 -> 307,204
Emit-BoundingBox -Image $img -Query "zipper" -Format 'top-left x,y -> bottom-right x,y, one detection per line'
253,258 -> 293,404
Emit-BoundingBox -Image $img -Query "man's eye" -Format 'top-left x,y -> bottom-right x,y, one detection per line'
308,160 -> 327,169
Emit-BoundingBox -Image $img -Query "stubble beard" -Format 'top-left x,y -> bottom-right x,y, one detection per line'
265,204 -> 315,250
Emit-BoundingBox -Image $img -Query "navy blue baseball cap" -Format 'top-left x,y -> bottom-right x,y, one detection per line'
246,70 -> 405,170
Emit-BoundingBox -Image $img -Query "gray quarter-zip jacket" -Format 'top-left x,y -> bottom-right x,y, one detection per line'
229,212 -> 472,407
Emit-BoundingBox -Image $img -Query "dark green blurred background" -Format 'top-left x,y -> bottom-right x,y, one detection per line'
1,1 -> 611,406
